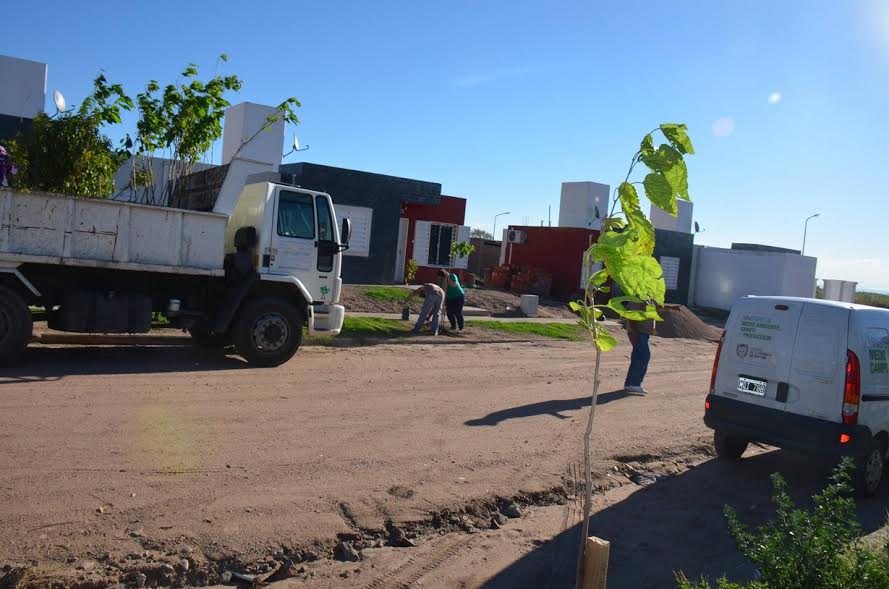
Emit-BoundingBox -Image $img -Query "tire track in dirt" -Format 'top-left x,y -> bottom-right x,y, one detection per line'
362,534 -> 480,589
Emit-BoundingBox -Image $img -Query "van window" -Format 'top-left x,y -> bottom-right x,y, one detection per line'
867,328 -> 889,375
794,319 -> 839,378
277,191 -> 315,239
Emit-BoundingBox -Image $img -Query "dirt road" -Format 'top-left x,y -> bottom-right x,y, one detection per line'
1,336 -> 727,587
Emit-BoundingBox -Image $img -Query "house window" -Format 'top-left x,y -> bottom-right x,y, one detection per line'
334,204 -> 373,257
428,224 -> 455,267
660,256 -> 680,290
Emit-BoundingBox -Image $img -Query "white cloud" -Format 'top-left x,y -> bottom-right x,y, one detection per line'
768,92 -> 782,104
712,117 -> 735,137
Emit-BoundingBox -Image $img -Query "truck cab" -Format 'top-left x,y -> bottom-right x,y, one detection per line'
227,181 -> 347,337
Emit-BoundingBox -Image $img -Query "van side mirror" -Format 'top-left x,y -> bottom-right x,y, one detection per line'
341,218 -> 352,246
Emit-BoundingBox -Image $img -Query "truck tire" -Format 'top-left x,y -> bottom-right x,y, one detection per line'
714,429 -> 748,460
0,286 -> 33,366
232,298 -> 303,367
853,439 -> 885,497
188,325 -> 231,349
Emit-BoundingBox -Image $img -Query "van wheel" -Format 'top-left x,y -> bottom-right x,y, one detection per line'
714,429 -> 748,460
233,298 -> 303,367
854,441 -> 885,497
0,286 -> 32,366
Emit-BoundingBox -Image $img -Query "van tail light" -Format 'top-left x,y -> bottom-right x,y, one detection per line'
842,350 -> 861,425
710,333 -> 725,395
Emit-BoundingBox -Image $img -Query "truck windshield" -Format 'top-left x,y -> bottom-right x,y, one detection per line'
277,191 -> 315,239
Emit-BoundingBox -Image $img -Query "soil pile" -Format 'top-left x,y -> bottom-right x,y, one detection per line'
656,305 -> 722,341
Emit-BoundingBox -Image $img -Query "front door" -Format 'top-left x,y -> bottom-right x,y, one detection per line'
270,189 -> 319,296
394,217 -> 409,282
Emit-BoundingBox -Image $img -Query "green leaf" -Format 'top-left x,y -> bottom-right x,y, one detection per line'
602,217 -> 626,231
660,123 -> 695,155
220,53 -> 229,62
625,208 -> 655,255
607,296 -> 663,321
569,301 -> 582,312
594,329 -> 619,352
608,254 -> 666,306
618,182 -> 640,215
641,133 -> 654,156
643,172 -> 677,216
591,269 -> 609,287
664,156 -> 690,202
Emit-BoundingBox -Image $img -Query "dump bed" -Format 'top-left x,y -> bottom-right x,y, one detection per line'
0,189 -> 227,276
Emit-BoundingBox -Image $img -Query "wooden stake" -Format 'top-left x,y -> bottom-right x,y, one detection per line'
580,536 -> 610,589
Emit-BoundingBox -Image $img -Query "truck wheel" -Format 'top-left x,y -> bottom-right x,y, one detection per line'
714,429 -> 748,460
854,440 -> 885,497
233,298 -> 303,367
0,286 -> 33,366
188,325 -> 231,349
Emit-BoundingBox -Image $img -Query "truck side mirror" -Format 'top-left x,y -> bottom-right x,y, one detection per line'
341,218 -> 352,245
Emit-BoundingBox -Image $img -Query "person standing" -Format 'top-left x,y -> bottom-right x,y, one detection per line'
624,309 -> 655,395
406,283 -> 445,336
439,269 -> 465,332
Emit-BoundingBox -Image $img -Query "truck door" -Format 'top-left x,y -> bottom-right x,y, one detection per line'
269,189 -> 319,288
715,298 -> 803,412
782,303 -> 850,422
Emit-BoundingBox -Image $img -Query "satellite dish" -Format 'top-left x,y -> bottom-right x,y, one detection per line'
694,221 -> 700,233
292,135 -> 300,151
53,90 -> 67,113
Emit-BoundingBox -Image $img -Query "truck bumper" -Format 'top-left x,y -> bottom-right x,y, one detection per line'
309,304 -> 345,336
704,394 -> 872,458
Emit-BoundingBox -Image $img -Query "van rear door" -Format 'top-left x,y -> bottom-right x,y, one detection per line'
783,303 -> 850,422
716,297 -> 803,411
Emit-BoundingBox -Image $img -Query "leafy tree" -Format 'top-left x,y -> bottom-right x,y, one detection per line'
451,241 -> 475,260
7,74 -> 133,197
471,228 -> 494,240
130,55 -> 301,205
573,124 -> 694,586
676,460 -> 889,589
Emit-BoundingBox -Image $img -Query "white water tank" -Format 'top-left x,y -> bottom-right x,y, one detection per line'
650,200 -> 693,233
520,294 -> 539,318
558,182 -> 609,230
221,102 -> 285,168
823,279 -> 857,303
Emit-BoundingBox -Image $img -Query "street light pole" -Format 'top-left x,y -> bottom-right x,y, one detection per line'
802,213 -> 820,255
493,211 -> 510,241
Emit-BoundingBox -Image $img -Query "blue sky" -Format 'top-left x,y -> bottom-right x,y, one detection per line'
5,0 -> 889,290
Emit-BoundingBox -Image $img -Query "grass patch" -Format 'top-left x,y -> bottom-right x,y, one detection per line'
340,317 -> 411,338
466,320 -> 585,341
857,291 -> 889,310
364,286 -> 411,302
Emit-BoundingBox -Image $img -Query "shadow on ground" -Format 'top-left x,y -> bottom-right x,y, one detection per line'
482,449 -> 889,589
464,391 -> 630,426
1,346 -> 246,383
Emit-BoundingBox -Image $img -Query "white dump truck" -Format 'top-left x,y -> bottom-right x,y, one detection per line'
0,103 -> 349,367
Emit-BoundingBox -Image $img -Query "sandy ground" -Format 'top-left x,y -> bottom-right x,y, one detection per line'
5,335 -> 885,588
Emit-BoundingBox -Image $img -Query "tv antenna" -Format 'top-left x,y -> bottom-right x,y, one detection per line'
283,135 -> 310,159
51,90 -> 74,117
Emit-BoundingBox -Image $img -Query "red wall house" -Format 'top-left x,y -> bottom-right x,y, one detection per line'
402,196 -> 468,284
500,226 -> 599,298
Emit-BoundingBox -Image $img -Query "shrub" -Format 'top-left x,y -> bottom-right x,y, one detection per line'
676,459 -> 889,589
7,74 -> 132,198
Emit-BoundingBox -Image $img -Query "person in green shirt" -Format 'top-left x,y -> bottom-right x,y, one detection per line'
439,269 -> 465,332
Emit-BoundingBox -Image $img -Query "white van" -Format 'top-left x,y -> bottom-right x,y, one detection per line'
704,296 -> 889,495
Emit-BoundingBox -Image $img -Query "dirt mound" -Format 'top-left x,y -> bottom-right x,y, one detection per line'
656,305 -> 722,341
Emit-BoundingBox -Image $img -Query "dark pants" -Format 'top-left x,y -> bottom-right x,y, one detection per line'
445,295 -> 465,330
624,333 -> 651,387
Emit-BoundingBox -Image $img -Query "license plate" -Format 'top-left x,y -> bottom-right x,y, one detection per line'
738,376 -> 767,396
